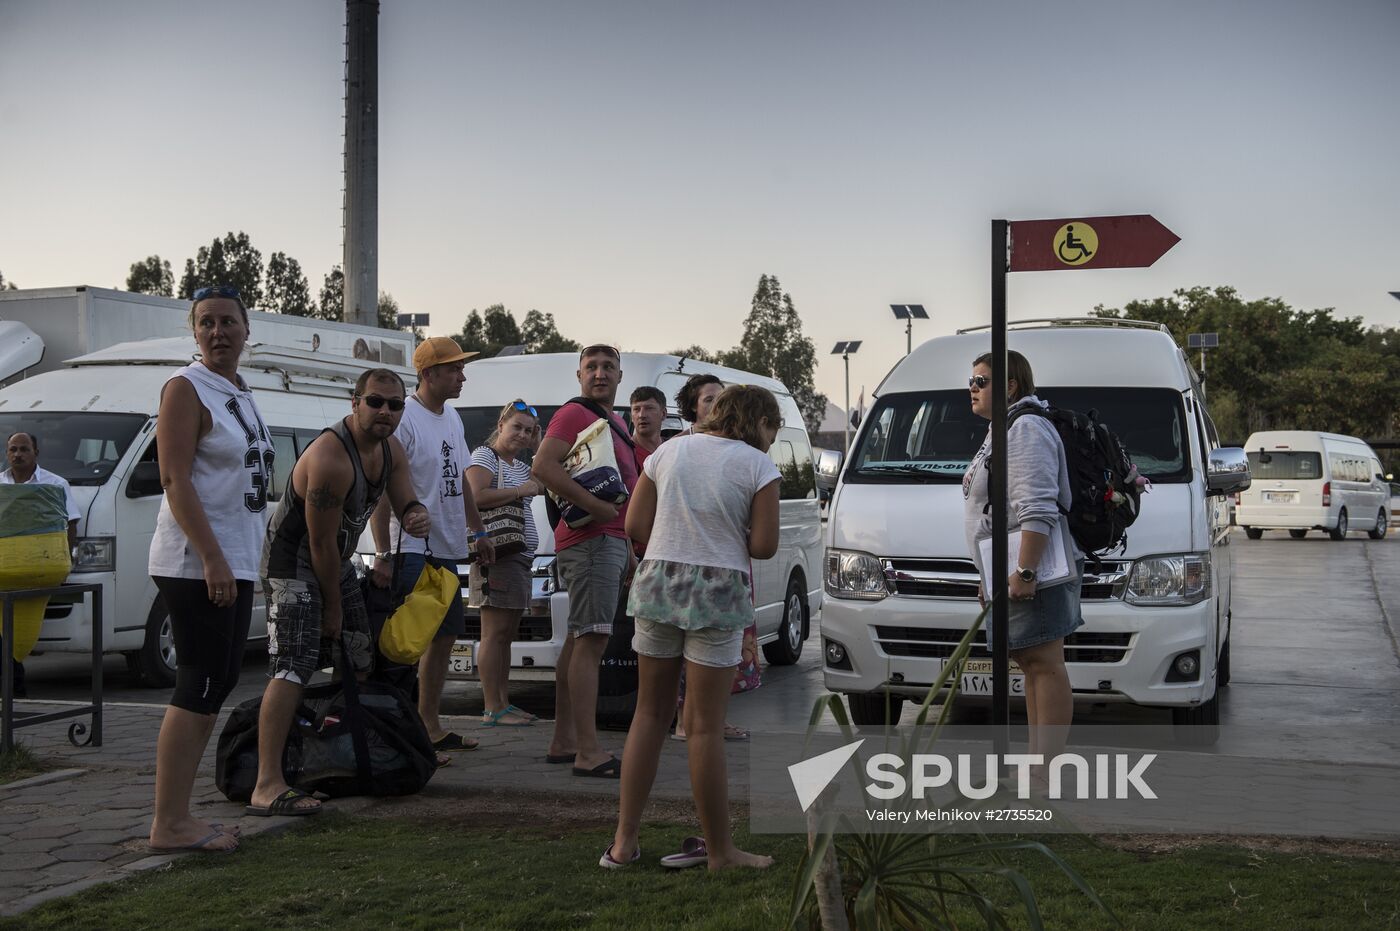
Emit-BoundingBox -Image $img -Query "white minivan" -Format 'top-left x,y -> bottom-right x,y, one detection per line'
438,352 -> 824,680
1236,431 -> 1392,540
0,336 -> 416,686
820,319 -> 1252,739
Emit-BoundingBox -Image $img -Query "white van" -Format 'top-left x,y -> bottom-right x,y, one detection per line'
1236,431 -> 1392,540
0,337 -> 416,686
820,319 -> 1251,739
437,352 -> 824,680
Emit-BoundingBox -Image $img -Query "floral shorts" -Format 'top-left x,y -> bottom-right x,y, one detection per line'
626,558 -> 753,631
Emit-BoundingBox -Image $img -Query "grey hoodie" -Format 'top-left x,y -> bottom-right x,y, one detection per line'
962,395 -> 1081,589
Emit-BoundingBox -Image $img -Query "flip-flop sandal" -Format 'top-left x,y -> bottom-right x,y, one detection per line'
660,836 -> 709,870
208,822 -> 241,837
435,752 -> 453,768
545,753 -> 576,764
573,756 -> 622,779
245,787 -> 322,818
433,732 -> 480,752
481,708 -> 533,728
149,831 -> 240,854
724,725 -> 750,742
598,842 -> 641,869
506,704 -> 540,722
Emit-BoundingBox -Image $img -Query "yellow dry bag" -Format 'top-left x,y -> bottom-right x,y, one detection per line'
0,484 -> 72,662
378,558 -> 461,665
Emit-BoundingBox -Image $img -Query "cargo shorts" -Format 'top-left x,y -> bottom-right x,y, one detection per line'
265,563 -> 373,686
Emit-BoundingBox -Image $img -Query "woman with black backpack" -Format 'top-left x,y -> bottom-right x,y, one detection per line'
963,350 -> 1083,788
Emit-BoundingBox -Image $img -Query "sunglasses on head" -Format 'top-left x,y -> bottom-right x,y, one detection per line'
968,375 -> 991,389
512,401 -> 538,417
358,394 -> 405,412
192,285 -> 242,302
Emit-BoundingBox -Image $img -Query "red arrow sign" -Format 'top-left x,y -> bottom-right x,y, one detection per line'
1008,214 -> 1179,272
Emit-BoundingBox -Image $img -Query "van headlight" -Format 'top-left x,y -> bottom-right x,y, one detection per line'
72,537 -> 116,573
533,556 -> 559,594
1125,553 -> 1211,606
825,548 -> 890,601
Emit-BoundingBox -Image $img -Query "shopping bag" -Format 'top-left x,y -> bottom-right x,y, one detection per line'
548,418 -> 630,529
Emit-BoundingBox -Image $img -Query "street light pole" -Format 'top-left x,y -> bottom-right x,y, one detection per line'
890,304 -> 929,357
831,341 -> 863,452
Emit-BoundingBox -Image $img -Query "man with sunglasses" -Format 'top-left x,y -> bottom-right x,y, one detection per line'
252,368 -> 430,816
370,336 -> 495,755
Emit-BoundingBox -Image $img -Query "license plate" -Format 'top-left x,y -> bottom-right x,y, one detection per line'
448,642 -> 474,674
945,658 -> 1024,696
1263,492 -> 1296,504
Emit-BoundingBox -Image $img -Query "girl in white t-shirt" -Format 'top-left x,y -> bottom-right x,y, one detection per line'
600,386 -> 782,871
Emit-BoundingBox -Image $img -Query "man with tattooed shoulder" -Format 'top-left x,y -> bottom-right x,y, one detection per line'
246,368 -> 429,818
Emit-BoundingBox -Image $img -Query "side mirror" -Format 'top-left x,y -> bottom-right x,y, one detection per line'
1207,447 -> 1251,497
125,460 -> 163,498
1386,473 -> 1395,483
814,448 -> 844,495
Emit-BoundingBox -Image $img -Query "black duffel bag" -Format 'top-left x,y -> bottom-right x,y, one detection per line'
215,636 -> 437,801
596,584 -> 639,730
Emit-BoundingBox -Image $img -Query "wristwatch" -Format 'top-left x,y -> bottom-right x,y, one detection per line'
374,551 -> 392,561
1015,566 -> 1036,583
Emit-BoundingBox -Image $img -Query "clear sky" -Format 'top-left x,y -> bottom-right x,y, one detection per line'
2,0 -> 1397,406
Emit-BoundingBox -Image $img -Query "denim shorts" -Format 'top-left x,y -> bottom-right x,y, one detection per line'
632,616 -> 743,668
1005,559 -> 1085,652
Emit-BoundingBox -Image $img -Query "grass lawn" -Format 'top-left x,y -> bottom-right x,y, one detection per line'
3,815 -> 1398,930
0,742 -> 44,785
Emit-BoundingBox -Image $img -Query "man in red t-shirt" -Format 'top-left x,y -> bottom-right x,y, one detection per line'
534,345 -> 639,778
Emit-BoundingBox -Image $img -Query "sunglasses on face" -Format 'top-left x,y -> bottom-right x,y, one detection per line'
968,375 -> 991,389
513,400 -> 538,417
358,394 -> 405,412
192,285 -> 242,302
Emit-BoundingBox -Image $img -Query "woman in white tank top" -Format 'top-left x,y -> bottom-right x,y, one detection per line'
146,286 -> 274,855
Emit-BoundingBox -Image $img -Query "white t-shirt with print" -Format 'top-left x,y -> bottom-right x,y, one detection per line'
640,433 -> 781,573
390,394 -> 471,558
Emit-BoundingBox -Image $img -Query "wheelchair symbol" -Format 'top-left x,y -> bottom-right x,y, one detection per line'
1053,222 -> 1098,266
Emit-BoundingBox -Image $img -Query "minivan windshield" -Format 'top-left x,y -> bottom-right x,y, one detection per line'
1247,450 -> 1323,481
0,412 -> 149,486
847,388 -> 1190,484
457,406 -> 563,464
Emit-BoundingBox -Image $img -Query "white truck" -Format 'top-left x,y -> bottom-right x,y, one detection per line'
0,286 -> 417,685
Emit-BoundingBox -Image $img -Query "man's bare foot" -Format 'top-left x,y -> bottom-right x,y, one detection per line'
708,848 -> 774,871
572,749 -> 615,773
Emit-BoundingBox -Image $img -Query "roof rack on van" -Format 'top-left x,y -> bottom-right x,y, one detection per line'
241,344 -> 416,386
956,317 -> 1170,335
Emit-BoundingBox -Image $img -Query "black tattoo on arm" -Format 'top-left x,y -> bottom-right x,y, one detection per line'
308,485 -> 344,512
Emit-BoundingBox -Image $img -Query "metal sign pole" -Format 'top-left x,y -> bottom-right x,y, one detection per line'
991,220 -> 1011,742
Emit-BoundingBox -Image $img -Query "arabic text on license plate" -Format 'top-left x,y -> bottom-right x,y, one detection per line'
448,642 -> 474,674
946,659 -> 1024,696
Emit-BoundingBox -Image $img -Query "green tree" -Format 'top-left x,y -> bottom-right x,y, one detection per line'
315,266 -> 345,322
726,274 -> 828,434
484,304 -> 523,348
454,310 -> 486,354
668,344 -> 720,364
1094,286 -> 1400,446
377,291 -> 408,331
263,252 -> 312,316
125,255 -> 173,296
178,231 -> 263,307
0,269 -> 16,290
522,310 -> 581,353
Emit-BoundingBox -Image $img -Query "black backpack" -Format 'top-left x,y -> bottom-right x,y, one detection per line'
1007,404 -> 1142,559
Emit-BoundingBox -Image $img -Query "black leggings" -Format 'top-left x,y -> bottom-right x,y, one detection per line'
153,576 -> 254,715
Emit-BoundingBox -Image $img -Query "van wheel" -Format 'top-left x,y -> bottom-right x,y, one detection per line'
1217,637 -> 1231,688
1369,510 -> 1388,540
1172,696 -> 1220,746
1329,509 -> 1349,541
848,692 -> 906,726
1244,527 -> 1263,540
762,578 -> 806,666
1288,529 -> 1307,539
132,596 -> 178,689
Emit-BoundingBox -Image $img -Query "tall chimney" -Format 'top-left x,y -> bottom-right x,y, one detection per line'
343,0 -> 379,328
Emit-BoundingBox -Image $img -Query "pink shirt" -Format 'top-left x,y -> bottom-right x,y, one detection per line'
544,401 -> 640,550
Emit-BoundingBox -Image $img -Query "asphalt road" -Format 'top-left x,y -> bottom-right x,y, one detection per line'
17,527 -> 1400,732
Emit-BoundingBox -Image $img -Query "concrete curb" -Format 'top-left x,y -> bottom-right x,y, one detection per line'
0,768 -> 86,795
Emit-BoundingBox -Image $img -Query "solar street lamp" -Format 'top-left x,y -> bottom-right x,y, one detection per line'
1187,332 -> 1219,378
890,304 -> 929,356
832,340 -> 862,452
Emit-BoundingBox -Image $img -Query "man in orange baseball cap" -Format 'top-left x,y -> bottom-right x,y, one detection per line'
371,336 -> 493,754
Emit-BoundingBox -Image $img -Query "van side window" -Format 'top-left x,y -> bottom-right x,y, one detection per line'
770,426 -> 816,500
269,430 -> 298,501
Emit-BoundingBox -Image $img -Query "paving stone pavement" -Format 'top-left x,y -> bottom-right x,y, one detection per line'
0,700 -> 743,917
